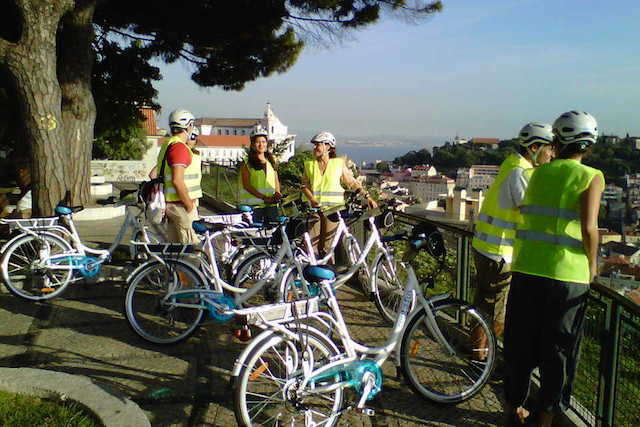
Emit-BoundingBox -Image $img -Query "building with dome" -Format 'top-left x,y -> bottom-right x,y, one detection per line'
194,103 -> 295,163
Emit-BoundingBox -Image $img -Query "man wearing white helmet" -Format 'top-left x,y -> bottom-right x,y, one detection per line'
471,122 -> 554,360
504,111 -> 604,426
301,131 -> 377,257
152,109 -> 202,243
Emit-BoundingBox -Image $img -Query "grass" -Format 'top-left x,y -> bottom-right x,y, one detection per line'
201,165 -> 239,205
0,390 -> 100,426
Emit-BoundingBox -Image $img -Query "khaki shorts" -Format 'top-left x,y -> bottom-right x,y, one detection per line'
472,249 -> 512,327
165,203 -> 200,244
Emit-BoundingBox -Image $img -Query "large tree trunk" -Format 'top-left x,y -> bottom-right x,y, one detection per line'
58,0 -> 97,205
0,1 -> 74,215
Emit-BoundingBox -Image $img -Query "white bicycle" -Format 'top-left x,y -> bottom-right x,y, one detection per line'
232,219 -> 497,426
0,189 -> 160,301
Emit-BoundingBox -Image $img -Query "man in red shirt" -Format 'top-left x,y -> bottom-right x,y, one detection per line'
152,109 -> 202,243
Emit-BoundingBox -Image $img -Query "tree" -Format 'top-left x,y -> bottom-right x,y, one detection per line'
0,0 -> 442,215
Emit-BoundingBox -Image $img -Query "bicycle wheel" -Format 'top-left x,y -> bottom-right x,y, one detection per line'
1,232 -> 74,301
125,259 -> 208,344
371,253 -> 413,324
400,299 -> 496,403
234,328 -> 344,427
233,252 -> 278,305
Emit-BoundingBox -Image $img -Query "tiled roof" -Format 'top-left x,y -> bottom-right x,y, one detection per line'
140,107 -> 158,136
195,118 -> 261,127
196,135 -> 250,147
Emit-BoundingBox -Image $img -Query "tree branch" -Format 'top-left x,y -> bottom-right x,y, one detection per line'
286,14 -> 349,24
106,27 -> 156,43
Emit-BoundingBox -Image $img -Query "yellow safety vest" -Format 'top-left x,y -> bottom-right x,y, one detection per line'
157,137 -> 202,202
239,161 -> 278,207
304,158 -> 345,207
512,159 -> 604,284
472,154 -> 532,259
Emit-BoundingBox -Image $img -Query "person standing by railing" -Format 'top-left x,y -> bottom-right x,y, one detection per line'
301,131 -> 377,258
471,122 -> 555,358
239,125 -> 282,223
151,109 -> 202,243
504,111 -> 604,427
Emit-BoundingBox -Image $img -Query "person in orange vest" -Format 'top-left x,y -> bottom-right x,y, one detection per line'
301,132 -> 377,258
471,122 -> 555,358
504,111 -> 604,426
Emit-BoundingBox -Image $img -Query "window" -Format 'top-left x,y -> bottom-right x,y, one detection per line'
241,130 -> 245,135
234,129 -> 237,135
217,129 -> 221,135
226,129 -> 229,135
271,126 -> 274,133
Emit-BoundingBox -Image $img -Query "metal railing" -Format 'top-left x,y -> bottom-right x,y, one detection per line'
392,211 -> 640,427
201,160 -> 241,206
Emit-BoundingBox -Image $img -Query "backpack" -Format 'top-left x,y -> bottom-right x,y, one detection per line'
142,147 -> 170,224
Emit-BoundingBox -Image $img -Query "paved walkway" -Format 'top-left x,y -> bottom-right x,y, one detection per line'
0,209 -> 506,426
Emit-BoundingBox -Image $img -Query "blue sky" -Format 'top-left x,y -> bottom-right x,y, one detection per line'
154,1 -> 640,161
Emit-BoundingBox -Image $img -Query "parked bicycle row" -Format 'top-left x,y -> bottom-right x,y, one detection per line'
0,182 -> 496,426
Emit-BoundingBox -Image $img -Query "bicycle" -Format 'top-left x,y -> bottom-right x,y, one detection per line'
232,218 -> 496,426
123,213 -> 314,344
0,188 -> 160,301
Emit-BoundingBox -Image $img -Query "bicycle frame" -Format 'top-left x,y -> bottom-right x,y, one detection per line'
10,203 -> 155,274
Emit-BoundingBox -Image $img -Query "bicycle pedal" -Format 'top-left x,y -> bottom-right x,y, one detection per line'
356,407 -> 375,416
41,287 -> 56,293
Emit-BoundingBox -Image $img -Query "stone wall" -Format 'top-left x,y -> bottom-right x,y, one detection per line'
91,160 -> 151,183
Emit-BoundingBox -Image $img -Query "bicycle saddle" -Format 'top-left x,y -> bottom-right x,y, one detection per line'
55,205 -> 84,215
192,220 -> 226,234
303,265 -> 337,283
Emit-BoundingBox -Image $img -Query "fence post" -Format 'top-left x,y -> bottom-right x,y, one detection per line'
456,235 -> 471,302
597,301 -> 621,427
215,164 -> 220,199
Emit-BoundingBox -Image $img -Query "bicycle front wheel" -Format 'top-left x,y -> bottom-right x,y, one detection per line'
1,232 -> 74,301
125,259 -> 208,344
234,328 -> 344,427
400,299 -> 495,403
371,253 -> 413,324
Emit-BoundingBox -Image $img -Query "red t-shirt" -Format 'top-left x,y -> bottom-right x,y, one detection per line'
167,143 -> 192,168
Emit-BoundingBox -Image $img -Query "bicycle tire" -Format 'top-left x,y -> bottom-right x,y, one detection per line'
233,252 -> 278,306
371,253 -> 414,324
234,327 -> 344,426
1,232 -> 74,301
400,299 -> 496,403
124,259 -> 208,344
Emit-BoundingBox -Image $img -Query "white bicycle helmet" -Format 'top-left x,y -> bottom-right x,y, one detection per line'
518,122 -> 553,147
168,109 -> 195,131
552,111 -> 598,146
310,131 -> 336,148
250,125 -> 269,140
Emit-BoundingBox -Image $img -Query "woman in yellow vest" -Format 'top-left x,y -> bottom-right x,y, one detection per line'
239,126 -> 282,223
301,131 -> 377,258
504,111 -> 604,427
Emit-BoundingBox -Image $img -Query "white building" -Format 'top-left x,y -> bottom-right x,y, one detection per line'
410,165 -> 438,178
469,165 -> 499,190
195,103 -> 295,162
405,175 -> 455,202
